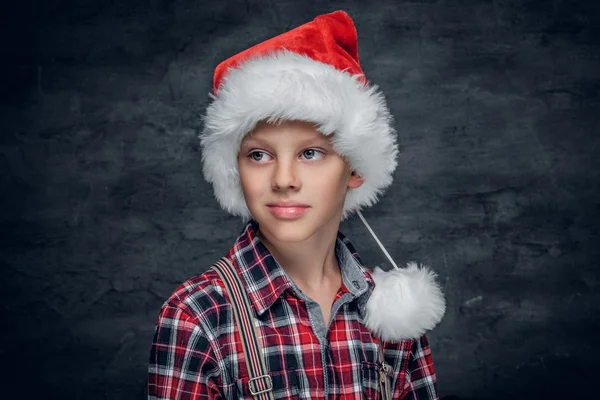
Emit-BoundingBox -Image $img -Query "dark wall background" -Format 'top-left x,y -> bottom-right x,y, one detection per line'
1,0 -> 599,399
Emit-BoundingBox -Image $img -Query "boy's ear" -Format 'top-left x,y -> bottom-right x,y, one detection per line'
348,171 -> 365,189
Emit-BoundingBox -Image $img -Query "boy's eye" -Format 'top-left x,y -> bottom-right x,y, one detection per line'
301,149 -> 325,160
248,149 -> 325,162
249,151 -> 271,162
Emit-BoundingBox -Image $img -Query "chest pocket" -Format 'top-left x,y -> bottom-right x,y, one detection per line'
235,368 -> 300,400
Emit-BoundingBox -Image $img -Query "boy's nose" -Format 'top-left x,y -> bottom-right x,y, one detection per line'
271,161 -> 301,190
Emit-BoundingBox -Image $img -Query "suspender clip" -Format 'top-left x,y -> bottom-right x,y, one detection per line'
248,374 -> 273,395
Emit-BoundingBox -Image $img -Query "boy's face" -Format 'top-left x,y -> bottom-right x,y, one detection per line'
237,120 -> 364,242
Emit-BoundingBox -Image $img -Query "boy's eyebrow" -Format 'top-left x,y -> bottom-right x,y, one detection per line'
242,135 -> 332,147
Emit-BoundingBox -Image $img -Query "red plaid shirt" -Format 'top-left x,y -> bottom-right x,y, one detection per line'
148,220 -> 439,399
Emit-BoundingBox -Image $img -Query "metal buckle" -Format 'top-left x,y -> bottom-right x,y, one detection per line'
248,375 -> 273,395
379,361 -> 392,375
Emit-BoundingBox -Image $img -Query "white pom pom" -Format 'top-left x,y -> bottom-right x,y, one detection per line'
363,262 -> 446,341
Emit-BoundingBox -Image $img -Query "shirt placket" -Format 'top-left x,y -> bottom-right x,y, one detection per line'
301,289 -> 355,399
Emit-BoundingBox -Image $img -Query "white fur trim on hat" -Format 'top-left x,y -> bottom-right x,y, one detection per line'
200,50 -> 399,221
364,262 -> 446,341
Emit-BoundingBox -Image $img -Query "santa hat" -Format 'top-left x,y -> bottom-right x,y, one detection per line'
200,10 -> 445,341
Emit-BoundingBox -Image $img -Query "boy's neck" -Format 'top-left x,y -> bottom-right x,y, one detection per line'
257,222 -> 342,294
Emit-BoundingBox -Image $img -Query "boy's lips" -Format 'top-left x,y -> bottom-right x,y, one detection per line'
266,202 -> 310,219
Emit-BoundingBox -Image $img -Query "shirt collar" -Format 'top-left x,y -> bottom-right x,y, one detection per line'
227,219 -> 375,317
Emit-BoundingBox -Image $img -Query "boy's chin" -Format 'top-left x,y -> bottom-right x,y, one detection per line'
257,215 -> 320,243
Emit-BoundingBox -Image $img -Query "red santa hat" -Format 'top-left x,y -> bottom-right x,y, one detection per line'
200,10 -> 445,340
200,10 -> 397,222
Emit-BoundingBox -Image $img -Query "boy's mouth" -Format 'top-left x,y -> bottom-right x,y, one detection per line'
266,202 -> 310,219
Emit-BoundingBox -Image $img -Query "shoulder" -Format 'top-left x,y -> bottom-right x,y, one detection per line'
159,267 -> 230,331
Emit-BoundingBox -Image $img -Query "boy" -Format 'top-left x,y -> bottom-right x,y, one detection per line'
148,10 -> 445,399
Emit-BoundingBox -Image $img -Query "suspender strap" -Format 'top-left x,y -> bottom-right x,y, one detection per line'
378,343 -> 392,400
211,257 -> 275,400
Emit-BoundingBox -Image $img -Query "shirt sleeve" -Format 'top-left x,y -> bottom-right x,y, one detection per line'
148,302 -> 224,399
401,335 -> 439,400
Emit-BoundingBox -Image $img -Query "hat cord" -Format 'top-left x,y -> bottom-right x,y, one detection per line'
355,210 -> 400,270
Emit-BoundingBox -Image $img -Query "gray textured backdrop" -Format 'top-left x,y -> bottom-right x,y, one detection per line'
1,0 -> 599,399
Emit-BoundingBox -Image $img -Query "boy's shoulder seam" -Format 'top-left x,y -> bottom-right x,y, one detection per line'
162,268 -> 228,320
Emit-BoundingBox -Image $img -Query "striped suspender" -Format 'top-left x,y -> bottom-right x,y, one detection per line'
211,257 -> 275,400
378,343 -> 392,400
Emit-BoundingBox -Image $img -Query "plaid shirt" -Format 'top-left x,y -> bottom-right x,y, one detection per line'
148,220 -> 439,399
